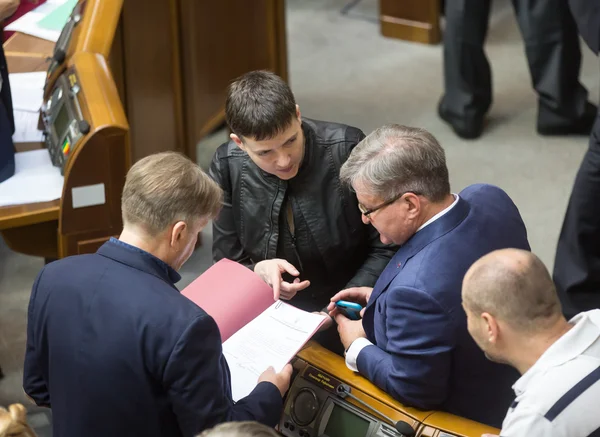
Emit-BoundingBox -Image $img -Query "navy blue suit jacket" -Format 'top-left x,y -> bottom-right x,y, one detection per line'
357,184 -> 530,428
23,239 -> 282,437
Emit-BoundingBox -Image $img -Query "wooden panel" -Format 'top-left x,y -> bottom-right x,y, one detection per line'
178,0 -> 288,161
296,341 -> 432,424
379,0 -> 441,45
58,53 -> 129,255
3,32 -> 53,73
0,201 -> 59,230
76,235 -> 117,254
1,220 -> 58,258
119,0 -> 184,162
3,32 -> 54,53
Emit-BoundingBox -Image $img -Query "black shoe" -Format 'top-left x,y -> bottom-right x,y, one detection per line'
537,102 -> 598,136
438,103 -> 485,140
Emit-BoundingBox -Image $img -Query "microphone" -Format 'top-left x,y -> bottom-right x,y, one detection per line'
335,384 -> 415,437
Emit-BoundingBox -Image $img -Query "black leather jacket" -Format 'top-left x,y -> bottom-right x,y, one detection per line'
209,118 -> 396,311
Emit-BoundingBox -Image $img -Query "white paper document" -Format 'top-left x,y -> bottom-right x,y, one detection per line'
9,72 -> 46,113
12,109 -> 44,143
0,149 -> 64,207
223,301 -> 327,402
5,0 -> 74,42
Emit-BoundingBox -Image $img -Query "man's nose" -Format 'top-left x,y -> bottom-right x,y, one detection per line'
277,153 -> 291,168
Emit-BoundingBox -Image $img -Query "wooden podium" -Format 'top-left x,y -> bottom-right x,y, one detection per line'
4,0 -> 288,163
0,51 -> 129,259
289,342 -> 500,437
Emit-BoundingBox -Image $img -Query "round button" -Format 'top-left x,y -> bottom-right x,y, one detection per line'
291,388 -> 319,426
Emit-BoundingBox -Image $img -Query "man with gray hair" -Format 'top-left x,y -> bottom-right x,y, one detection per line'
462,249 -> 600,437
327,125 -> 530,427
23,152 -> 291,437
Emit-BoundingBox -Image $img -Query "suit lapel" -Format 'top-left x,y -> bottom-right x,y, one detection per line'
367,197 -> 471,306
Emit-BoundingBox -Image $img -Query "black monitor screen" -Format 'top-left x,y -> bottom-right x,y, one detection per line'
53,104 -> 70,139
324,404 -> 370,437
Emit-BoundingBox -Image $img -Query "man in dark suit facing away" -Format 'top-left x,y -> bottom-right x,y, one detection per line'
328,125 -> 530,428
553,0 -> 600,319
23,152 -> 292,437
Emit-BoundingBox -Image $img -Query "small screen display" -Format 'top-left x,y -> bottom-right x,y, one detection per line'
324,404 -> 370,437
53,104 -> 70,139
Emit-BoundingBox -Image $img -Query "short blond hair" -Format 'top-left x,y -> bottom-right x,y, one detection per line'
122,152 -> 222,235
198,422 -> 279,437
0,404 -> 37,437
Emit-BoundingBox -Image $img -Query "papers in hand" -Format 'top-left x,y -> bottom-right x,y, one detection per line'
224,301 -> 326,401
182,259 -> 328,402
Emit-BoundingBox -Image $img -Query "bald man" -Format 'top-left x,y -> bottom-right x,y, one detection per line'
462,249 -> 600,437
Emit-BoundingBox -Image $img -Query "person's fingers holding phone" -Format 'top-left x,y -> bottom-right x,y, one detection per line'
327,286 -> 373,312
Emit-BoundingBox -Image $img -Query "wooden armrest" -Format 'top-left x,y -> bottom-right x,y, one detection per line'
0,200 -> 60,230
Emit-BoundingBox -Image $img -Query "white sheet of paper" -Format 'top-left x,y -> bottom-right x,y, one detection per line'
223,301 -> 327,402
12,110 -> 44,143
0,150 -> 64,207
5,0 -> 69,42
9,72 -> 47,113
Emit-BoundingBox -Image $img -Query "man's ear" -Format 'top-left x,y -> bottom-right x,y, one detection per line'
296,105 -> 302,123
170,221 -> 187,250
481,312 -> 499,344
404,193 -> 421,218
230,134 -> 246,152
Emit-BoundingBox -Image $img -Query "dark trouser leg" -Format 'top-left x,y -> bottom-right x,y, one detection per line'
440,0 -> 493,124
512,0 -> 591,132
0,100 -> 15,183
554,114 -> 600,319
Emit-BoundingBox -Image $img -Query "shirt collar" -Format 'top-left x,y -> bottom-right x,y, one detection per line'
417,193 -> 460,232
106,237 -> 181,285
513,309 -> 600,396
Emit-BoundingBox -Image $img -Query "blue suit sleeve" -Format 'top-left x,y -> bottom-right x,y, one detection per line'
23,269 -> 51,407
164,314 -> 282,436
356,286 -> 454,410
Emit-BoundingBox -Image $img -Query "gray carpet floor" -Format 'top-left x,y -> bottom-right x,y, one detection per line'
1,0 -> 598,433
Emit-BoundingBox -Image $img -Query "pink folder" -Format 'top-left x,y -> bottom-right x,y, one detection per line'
181,259 -> 275,342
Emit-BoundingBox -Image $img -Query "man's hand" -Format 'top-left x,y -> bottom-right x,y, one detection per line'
258,364 -> 294,397
254,259 -> 310,300
0,0 -> 19,21
481,434 -> 499,437
334,313 -> 367,350
327,286 -> 373,316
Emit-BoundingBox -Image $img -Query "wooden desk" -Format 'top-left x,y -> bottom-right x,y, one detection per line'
0,51 -> 129,259
5,0 -> 288,163
379,0 -> 441,45
3,32 -> 52,72
292,342 -> 501,437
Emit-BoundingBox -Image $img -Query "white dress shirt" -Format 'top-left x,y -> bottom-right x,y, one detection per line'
345,194 -> 460,371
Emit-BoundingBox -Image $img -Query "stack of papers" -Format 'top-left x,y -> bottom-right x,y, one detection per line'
5,0 -> 78,42
0,149 -> 64,207
9,72 -> 47,144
